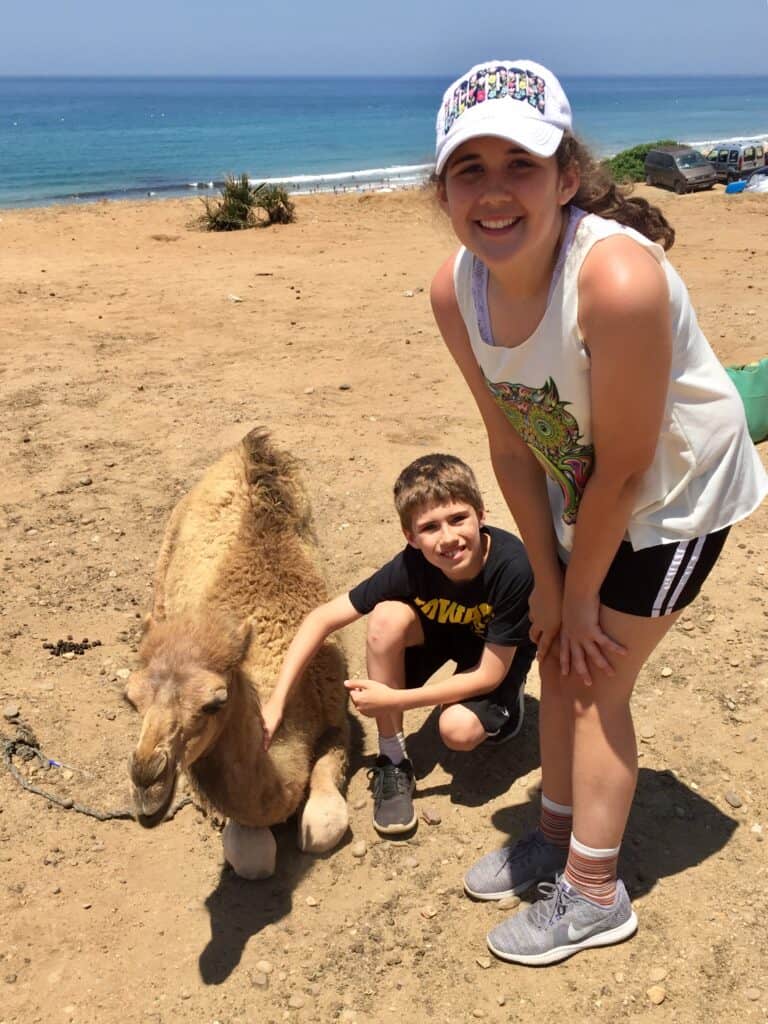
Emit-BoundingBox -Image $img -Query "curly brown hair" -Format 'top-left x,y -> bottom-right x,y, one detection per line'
556,132 -> 675,250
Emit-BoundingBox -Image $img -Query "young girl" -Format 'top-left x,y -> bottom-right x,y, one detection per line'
429,58 -> 768,966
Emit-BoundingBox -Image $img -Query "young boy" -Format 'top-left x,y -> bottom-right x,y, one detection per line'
263,454 -> 535,836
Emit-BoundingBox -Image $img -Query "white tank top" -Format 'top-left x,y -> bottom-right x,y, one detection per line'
453,210 -> 768,555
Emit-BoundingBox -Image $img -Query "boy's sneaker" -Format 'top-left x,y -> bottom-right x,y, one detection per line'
486,877 -> 638,966
484,681 -> 525,746
368,756 -> 416,836
463,829 -> 567,900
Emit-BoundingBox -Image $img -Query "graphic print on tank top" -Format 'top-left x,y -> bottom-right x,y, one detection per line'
485,376 -> 594,525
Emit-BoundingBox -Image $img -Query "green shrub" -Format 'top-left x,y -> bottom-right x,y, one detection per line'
602,140 -> 679,183
200,174 -> 296,231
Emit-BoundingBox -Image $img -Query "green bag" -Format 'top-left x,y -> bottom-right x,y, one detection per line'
726,358 -> 768,445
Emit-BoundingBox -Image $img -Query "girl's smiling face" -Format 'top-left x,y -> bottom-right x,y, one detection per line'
438,135 -> 579,270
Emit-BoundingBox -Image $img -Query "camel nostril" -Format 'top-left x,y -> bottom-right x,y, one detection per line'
130,749 -> 169,788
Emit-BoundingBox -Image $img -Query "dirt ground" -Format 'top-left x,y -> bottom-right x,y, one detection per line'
0,185 -> 766,1024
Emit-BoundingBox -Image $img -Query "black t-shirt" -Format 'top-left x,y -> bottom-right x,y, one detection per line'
348,526 -> 533,664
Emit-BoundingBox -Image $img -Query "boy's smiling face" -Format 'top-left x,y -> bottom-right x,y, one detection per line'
404,500 -> 487,582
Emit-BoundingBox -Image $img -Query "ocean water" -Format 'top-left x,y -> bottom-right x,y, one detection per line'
1,75 -> 767,208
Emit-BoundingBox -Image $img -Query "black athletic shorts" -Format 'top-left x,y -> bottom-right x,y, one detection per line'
599,527 -> 730,618
404,637 -> 536,734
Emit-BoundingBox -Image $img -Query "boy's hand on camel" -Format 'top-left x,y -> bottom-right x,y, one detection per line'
344,678 -> 398,717
261,700 -> 283,750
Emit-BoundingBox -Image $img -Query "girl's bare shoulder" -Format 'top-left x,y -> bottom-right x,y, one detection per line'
579,233 -> 668,323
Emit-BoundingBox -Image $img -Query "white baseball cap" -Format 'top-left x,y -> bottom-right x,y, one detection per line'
435,60 -> 572,174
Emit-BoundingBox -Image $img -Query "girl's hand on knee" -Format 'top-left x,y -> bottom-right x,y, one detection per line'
344,678 -> 399,717
529,575 -> 563,661
560,595 -> 626,685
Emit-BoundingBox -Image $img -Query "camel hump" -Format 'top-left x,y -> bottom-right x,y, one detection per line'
239,427 -> 313,536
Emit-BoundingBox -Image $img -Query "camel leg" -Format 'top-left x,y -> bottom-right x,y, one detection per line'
222,821 -> 277,880
298,726 -> 349,854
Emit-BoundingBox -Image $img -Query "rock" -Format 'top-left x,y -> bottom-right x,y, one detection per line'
104,710 -> 116,721
471,1011 -> 486,1020
745,988 -> 761,1002
475,956 -> 492,970
227,294 -> 243,303
496,994 -> 506,1006
403,289 -> 415,297
116,669 -> 131,681
420,905 -> 437,919
82,902 -> 92,909
403,856 -> 419,869
338,384 -> 351,391
251,972 -> 269,988
385,951 -> 402,965
497,895 -> 520,911
724,791 -> 743,809
255,959 -> 274,975
660,666 -> 673,678
306,896 -> 318,907
640,724 -> 655,740
421,806 -> 441,825
351,840 -> 367,858
2,704 -> 20,721
288,994 -> 306,1009
750,823 -> 763,834
78,477 -> 93,487
647,985 -> 666,1005
351,798 -> 366,811
649,967 -> 668,983
62,652 -> 75,661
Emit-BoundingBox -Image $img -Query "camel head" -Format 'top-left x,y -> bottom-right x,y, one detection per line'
125,611 -> 252,825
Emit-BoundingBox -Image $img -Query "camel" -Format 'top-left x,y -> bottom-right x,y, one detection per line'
124,428 -> 350,878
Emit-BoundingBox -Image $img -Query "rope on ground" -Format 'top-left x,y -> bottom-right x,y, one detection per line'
1,729 -> 192,824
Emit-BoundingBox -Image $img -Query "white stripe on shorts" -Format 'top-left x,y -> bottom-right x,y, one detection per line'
664,535 -> 706,614
651,540 -> 689,618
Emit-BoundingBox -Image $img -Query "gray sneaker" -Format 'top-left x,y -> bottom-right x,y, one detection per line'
368,756 -> 416,836
464,830 -> 568,900
487,877 -> 638,966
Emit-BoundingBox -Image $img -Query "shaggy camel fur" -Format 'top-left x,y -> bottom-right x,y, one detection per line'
125,428 -> 349,878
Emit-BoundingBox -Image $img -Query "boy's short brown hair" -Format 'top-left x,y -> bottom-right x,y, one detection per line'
393,454 -> 484,531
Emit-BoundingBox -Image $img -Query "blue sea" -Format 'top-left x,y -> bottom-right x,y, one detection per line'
1,75 -> 768,208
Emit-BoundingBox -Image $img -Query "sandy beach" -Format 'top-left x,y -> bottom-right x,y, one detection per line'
1,184 -> 767,1024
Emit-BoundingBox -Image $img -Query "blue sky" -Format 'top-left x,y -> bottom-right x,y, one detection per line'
3,0 -> 768,76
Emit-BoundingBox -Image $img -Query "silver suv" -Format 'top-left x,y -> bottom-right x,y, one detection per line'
706,140 -> 766,184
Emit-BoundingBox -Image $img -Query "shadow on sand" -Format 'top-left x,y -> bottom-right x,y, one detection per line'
485,766 -> 738,901
198,714 -> 365,985
402,694 -> 542,807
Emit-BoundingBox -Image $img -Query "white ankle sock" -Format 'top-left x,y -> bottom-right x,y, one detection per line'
379,732 -> 407,765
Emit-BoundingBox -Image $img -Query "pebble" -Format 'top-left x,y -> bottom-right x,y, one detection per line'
649,966 -> 668,983
116,668 -> 131,680
288,994 -> 306,1009
227,294 -> 243,303
351,798 -> 366,811
305,896 -> 318,907
2,704 -> 20,721
251,972 -> 269,988
745,988 -> 761,1002
78,477 -> 93,487
750,823 -> 763,834
82,902 -> 92,909
303,387 -> 314,395
403,289 -> 415,297
724,791 -> 743,808
338,383 -> 351,391
351,840 -> 367,858
402,856 -> 419,869
255,959 -> 274,974
475,956 -> 492,970
420,905 -> 437,919
385,951 -> 402,965
62,652 -> 75,660
640,724 -> 656,740
660,666 -> 673,678
421,806 -> 441,825
471,1011 -> 486,1020
496,994 -> 506,1006
497,895 -> 521,911
647,986 -> 666,1005
104,710 -> 116,721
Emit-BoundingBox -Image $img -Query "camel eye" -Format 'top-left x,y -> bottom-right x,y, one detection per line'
201,688 -> 228,714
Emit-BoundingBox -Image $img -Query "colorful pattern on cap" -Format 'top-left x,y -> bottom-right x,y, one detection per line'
441,65 -> 547,136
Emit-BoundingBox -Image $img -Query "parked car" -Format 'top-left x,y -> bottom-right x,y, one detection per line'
644,146 -> 717,194
745,165 -> 768,193
705,140 -> 766,184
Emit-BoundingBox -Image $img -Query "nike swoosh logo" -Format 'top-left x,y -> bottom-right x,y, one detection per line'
567,922 -> 596,942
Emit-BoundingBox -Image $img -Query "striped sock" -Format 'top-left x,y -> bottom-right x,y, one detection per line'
539,795 -> 573,849
563,835 -> 620,906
